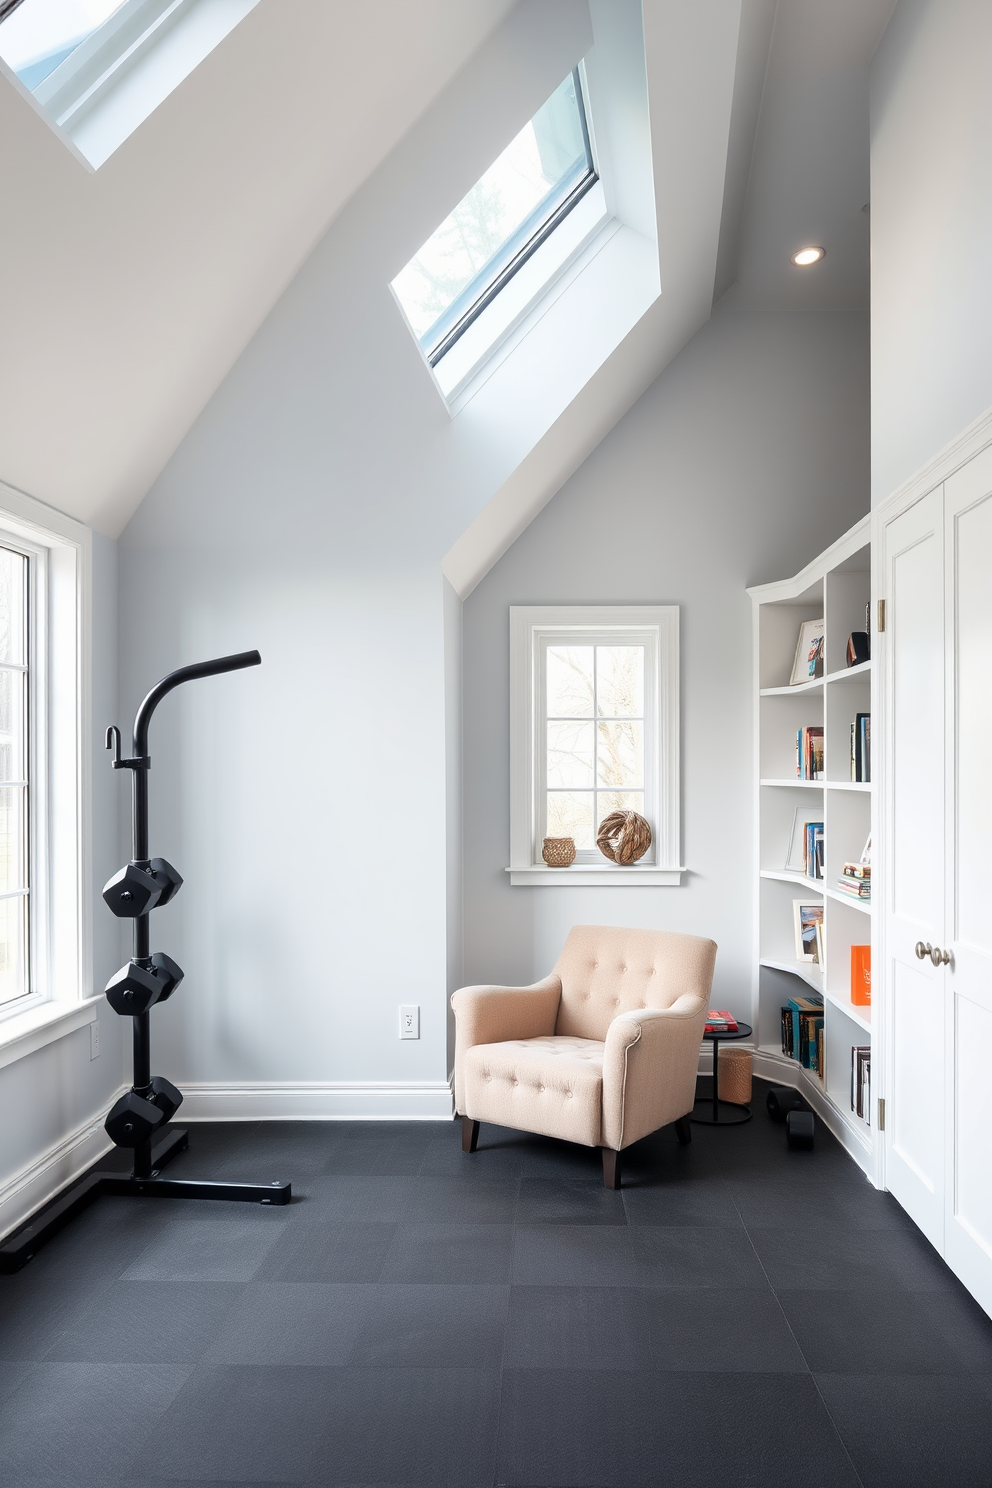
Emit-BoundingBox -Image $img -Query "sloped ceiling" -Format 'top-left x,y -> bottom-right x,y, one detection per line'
0,0 -> 516,535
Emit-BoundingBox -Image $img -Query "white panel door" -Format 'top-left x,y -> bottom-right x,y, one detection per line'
882,488 -> 946,1247
943,447 -> 992,1314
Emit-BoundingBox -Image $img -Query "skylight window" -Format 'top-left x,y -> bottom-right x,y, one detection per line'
392,69 -> 596,367
0,0 -> 125,90
0,0 -> 262,170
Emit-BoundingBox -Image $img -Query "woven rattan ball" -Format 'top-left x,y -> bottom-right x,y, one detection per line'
542,836 -> 576,867
596,810 -> 652,865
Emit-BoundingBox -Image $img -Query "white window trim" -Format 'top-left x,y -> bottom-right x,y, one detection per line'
0,482 -> 93,1054
508,605 -> 683,886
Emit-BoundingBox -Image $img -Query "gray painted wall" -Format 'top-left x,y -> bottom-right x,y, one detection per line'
462,309 -> 870,1013
871,0 -> 992,501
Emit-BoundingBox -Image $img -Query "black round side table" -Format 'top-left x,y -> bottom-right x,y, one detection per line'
691,1021 -> 753,1125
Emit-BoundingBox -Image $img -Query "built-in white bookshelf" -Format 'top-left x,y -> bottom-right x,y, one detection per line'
748,516 -> 878,1179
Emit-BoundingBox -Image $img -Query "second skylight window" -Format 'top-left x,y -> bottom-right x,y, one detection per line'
391,69 -> 596,368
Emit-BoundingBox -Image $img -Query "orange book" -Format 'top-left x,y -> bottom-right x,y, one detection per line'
851,945 -> 871,1006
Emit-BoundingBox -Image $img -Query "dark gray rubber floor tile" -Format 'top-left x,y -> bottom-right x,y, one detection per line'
350,1283 -> 508,1367
640,1288 -> 808,1371
378,1223 -> 513,1283
203,1282 -> 378,1365
403,1175 -> 517,1224
779,1288 -> 969,1374
0,1360 -> 188,1481
630,1224 -> 769,1288
817,1372 -> 992,1488
504,1285 -> 650,1370
516,1177 -> 628,1226
44,1278 -> 245,1363
498,1369 -> 860,1487
306,1365 -> 499,1485
121,1217 -> 287,1282
621,1175 -> 742,1227
750,1222 -> 957,1291
511,1225 -> 636,1287
139,1363 -> 334,1481
256,1221 -> 395,1282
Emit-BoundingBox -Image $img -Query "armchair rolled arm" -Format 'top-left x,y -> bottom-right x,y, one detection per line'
601,993 -> 708,1149
451,974 -> 562,1114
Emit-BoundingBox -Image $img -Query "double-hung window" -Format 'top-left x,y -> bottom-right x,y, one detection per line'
0,492 -> 88,1037
509,607 -> 682,885
0,544 -> 29,1008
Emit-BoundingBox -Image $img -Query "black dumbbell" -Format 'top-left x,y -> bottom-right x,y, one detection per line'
102,858 -> 183,918
150,951 -> 184,1002
149,858 -> 183,907
786,1110 -> 816,1150
766,1086 -> 806,1123
148,1075 -> 183,1123
104,953 -> 185,1016
105,1089 -> 165,1147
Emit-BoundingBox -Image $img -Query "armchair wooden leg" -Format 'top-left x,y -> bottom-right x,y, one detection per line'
461,1116 -> 480,1154
675,1116 -> 692,1146
602,1148 -> 621,1190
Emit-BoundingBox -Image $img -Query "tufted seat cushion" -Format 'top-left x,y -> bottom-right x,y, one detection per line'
462,1036 -> 605,1147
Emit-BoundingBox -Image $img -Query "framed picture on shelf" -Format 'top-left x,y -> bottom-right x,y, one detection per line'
790,618 -> 825,685
793,899 -> 825,962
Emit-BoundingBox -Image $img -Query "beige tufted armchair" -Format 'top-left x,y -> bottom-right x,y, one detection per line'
451,925 -> 717,1189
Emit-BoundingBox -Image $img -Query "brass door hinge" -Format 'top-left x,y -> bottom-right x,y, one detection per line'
877,599 -> 886,632
877,1097 -> 885,1131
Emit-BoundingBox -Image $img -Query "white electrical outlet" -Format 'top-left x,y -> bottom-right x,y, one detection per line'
399,1005 -> 420,1040
89,1020 -> 100,1060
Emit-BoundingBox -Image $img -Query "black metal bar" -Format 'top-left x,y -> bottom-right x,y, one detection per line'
0,1127 -> 189,1273
99,1177 -> 292,1204
132,650 -> 261,757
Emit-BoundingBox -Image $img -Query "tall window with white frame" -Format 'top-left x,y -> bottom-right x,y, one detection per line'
0,543 -> 29,1008
545,642 -> 647,852
509,607 -> 682,884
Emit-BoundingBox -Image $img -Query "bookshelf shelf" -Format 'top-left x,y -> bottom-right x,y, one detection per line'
759,957 -> 823,993
822,988 -> 872,1034
749,514 -> 876,1180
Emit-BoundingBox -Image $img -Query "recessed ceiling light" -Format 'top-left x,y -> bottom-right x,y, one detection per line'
791,246 -> 825,267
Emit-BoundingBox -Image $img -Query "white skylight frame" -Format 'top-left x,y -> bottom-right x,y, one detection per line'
0,0 -> 262,170
391,64 -> 613,408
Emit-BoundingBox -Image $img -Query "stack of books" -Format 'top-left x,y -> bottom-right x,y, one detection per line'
850,712 -> 871,782
851,1046 -> 871,1123
705,1010 -> 738,1032
780,993 -> 825,1075
835,861 -> 870,901
796,725 -> 825,780
806,821 -> 824,880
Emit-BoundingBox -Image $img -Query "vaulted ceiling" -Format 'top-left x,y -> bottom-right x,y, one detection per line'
0,0 -> 897,539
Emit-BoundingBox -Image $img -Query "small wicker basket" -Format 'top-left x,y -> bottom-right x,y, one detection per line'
718,1047 -> 752,1105
542,837 -> 576,867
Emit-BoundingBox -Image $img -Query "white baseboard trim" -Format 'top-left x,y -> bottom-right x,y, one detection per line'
177,1081 -> 456,1122
0,1088 -> 124,1242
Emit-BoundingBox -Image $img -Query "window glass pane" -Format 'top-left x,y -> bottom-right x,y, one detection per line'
596,791 -> 644,829
597,720 -> 643,788
0,0 -> 125,90
392,70 -> 592,357
547,718 -> 594,788
547,790 -> 594,850
0,893 -> 27,1006
0,546 -> 27,665
0,786 -> 26,893
597,645 -> 643,717
0,669 -> 26,782
546,645 -> 593,717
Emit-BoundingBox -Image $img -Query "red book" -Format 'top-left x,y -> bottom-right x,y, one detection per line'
705,1010 -> 738,1032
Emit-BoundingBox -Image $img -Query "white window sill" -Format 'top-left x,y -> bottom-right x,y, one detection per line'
0,996 -> 101,1072
506,865 -> 686,887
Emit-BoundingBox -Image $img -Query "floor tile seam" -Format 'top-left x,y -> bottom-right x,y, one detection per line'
740,1223 -> 868,1488
492,1172 -> 521,1488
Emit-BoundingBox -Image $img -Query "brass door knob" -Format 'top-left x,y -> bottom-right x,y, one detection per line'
915,941 -> 932,960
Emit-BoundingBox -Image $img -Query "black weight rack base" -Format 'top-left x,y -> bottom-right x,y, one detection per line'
0,1128 -> 291,1274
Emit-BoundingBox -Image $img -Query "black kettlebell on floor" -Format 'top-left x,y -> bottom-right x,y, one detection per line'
766,1086 -> 814,1149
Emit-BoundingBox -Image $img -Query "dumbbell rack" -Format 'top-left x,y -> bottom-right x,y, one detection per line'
0,651 -> 291,1273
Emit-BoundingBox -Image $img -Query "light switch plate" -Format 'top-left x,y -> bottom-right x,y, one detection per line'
399,1005 -> 419,1040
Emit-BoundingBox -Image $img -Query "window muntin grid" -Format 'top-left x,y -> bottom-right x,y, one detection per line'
541,640 -> 650,857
